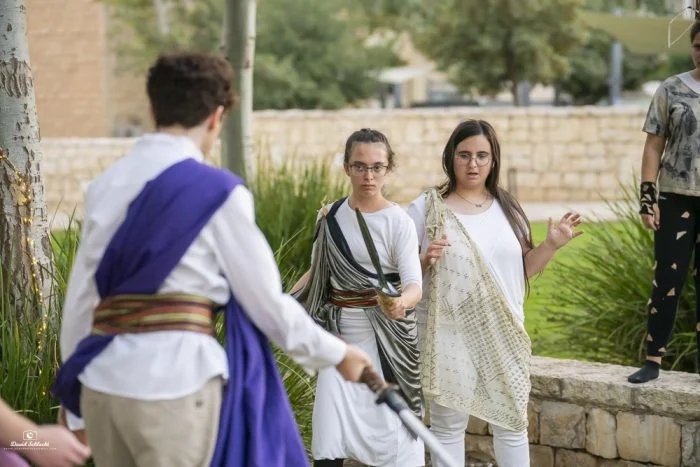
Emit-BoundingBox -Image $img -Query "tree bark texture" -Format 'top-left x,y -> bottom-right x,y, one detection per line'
223,0 -> 256,180
0,0 -> 52,322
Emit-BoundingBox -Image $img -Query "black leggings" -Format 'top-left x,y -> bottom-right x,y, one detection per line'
646,192 -> 700,360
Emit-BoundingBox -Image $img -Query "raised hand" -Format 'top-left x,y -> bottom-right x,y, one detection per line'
544,212 -> 584,250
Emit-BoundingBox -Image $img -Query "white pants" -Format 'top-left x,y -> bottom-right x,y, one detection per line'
428,401 -> 530,467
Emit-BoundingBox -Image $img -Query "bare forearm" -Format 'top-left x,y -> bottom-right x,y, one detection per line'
0,399 -> 36,448
419,253 -> 430,274
524,241 -> 558,278
641,135 -> 665,183
401,283 -> 422,309
289,269 -> 311,295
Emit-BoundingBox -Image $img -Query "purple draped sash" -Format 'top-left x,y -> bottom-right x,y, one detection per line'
51,158 -> 308,466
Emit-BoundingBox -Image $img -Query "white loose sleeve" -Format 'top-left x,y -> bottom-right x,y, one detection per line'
393,212 -> 422,289
210,186 -> 347,370
59,221 -> 100,361
406,196 -> 428,252
59,197 -> 101,431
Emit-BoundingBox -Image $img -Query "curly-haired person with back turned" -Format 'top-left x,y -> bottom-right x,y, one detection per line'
50,51 -> 372,467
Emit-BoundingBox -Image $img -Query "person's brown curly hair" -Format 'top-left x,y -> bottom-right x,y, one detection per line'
146,51 -> 237,129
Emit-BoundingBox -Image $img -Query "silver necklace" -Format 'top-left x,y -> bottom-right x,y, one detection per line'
455,190 -> 489,207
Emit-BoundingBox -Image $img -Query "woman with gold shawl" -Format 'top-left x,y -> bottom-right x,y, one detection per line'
293,128 -> 425,467
407,120 -> 583,467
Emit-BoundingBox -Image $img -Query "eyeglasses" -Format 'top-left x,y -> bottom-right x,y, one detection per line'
455,153 -> 491,167
349,163 -> 389,176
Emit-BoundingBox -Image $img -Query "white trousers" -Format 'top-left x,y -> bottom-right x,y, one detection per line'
428,400 -> 530,467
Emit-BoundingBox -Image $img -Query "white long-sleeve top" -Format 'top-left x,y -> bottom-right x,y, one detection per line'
60,133 -> 347,429
406,195 -> 525,326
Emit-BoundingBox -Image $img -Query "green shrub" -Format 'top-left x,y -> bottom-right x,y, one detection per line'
249,156 -> 348,449
0,216 -> 80,424
544,182 -> 697,372
250,156 -> 348,289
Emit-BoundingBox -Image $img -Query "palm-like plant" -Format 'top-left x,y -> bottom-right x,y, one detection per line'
544,181 -> 697,371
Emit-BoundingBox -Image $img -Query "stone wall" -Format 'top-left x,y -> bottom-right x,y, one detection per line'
462,357 -> 700,467
40,107 -> 649,219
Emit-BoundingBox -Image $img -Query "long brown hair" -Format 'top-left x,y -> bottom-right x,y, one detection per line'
437,119 -> 534,291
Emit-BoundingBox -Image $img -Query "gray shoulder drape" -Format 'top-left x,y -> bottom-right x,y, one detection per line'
294,198 -> 422,416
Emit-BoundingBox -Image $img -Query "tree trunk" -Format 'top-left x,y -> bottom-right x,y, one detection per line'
223,0 -> 256,180
502,13 -> 520,107
510,80 -> 520,106
0,0 -> 53,324
152,0 -> 171,35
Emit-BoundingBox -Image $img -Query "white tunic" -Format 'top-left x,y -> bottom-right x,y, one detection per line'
60,133 -> 347,429
406,196 -> 526,329
312,199 -> 425,466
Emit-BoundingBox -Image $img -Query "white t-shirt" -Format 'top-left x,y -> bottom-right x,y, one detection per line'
407,195 -> 526,325
321,199 -> 422,292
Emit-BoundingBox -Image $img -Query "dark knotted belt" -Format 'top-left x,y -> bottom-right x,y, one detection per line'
91,293 -> 217,337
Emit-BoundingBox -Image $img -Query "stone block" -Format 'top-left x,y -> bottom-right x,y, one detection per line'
530,445 -> 554,467
466,434 -> 495,463
509,129 -> 530,142
598,460 -> 653,467
597,172 -> 619,189
529,116 -> 547,131
544,188 -> 574,202
562,172 -> 580,187
586,408 -> 617,459
632,381 -> 700,421
516,171 -> 540,187
616,412 -> 681,467
528,402 -> 540,443
681,422 -> 700,467
554,449 -> 598,467
581,173 -> 598,188
539,401 -> 586,449
467,416 -> 489,436
533,153 -> 555,171
579,120 -> 598,142
599,127 -> 622,142
517,187 -> 545,203
568,156 -> 590,171
540,172 -> 562,188
548,126 -> 576,143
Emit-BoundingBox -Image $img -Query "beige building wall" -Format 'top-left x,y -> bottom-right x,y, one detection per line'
26,0 -> 149,137
26,0 -> 111,137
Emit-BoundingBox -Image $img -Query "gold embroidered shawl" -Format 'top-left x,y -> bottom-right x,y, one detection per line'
421,189 -> 531,432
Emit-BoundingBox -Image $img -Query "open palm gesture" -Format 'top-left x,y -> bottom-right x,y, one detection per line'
544,212 -> 584,250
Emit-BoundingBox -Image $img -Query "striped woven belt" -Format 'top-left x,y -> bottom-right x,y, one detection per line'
92,293 -> 216,337
330,288 -> 379,308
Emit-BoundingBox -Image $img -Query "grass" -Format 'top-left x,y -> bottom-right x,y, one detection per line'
525,221 -> 611,357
